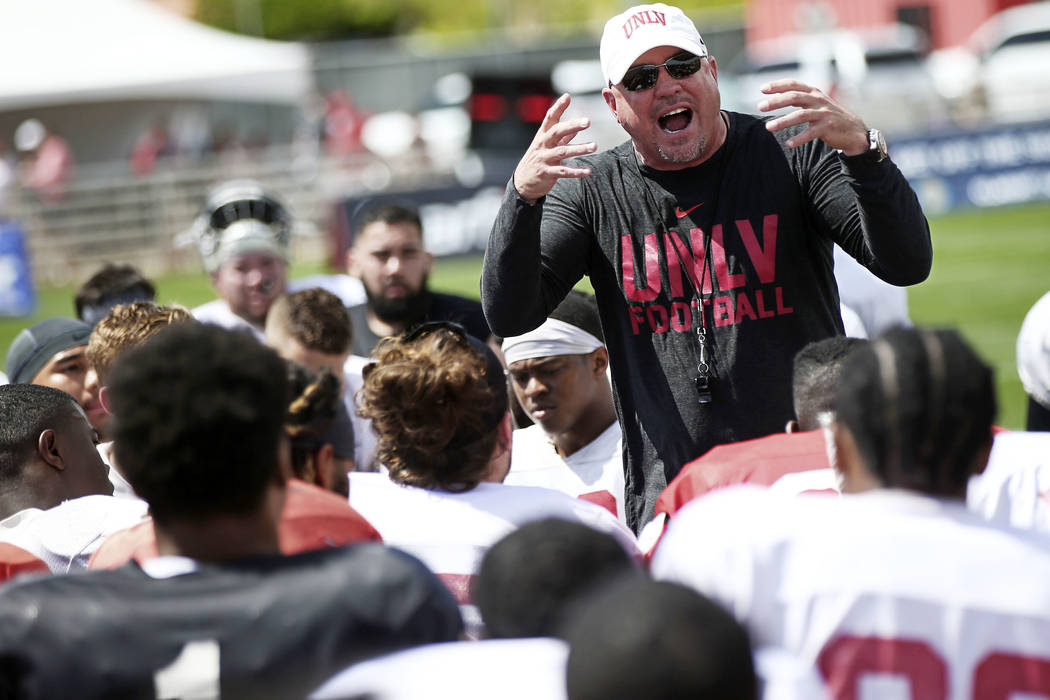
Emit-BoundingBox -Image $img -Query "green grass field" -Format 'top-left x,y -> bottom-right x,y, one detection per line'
3,201 -> 1048,428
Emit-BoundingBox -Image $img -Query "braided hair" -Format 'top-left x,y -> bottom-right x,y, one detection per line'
835,327 -> 996,495
283,361 -> 345,485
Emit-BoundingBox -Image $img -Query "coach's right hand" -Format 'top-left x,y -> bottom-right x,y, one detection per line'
512,93 -> 597,204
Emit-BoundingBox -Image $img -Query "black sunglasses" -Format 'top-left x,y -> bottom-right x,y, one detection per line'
620,51 -> 704,92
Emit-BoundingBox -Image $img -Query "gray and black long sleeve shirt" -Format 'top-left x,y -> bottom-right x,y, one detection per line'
482,111 -> 932,531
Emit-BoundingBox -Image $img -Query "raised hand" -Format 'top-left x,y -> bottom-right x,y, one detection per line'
758,79 -> 869,155
512,93 -> 598,203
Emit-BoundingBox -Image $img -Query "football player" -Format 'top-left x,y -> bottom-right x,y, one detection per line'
349,322 -> 639,636
652,327 -> 1050,698
502,291 -> 625,521
0,323 -> 461,697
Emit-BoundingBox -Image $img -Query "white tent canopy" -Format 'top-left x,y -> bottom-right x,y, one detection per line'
0,0 -> 314,110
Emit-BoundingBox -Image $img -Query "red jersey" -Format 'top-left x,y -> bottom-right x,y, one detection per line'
0,542 -> 49,582
655,430 -> 834,517
638,430 -> 836,557
89,479 -> 381,569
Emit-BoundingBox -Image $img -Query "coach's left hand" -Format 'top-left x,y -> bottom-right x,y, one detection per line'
758,79 -> 869,156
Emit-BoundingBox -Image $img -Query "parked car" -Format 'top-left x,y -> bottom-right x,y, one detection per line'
726,23 -> 950,137
972,1 -> 1050,124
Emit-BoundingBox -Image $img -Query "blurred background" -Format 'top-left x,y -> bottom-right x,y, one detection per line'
0,0 -> 1048,427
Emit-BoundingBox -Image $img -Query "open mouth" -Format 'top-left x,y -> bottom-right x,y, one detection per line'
659,107 -> 693,133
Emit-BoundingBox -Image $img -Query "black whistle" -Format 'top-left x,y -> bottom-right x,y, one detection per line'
694,376 -> 713,405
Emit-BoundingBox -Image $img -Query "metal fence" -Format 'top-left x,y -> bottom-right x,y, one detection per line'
1,143 -> 460,286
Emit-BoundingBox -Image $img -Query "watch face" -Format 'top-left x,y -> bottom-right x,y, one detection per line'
870,129 -> 888,162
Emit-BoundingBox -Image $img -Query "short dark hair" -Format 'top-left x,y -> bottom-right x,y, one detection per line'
269,288 -> 353,355
74,263 -> 156,326
549,291 -> 604,342
108,323 -> 288,524
562,578 -> 757,700
360,325 -> 507,492
475,519 -> 637,639
0,384 -> 80,485
354,201 -> 422,241
792,336 -> 866,430
835,327 -> 996,494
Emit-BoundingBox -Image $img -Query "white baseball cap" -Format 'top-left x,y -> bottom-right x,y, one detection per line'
600,3 -> 708,87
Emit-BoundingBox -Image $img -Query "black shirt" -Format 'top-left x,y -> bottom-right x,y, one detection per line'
348,290 -> 491,357
0,544 -> 462,699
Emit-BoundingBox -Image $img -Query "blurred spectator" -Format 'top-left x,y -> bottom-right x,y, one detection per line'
129,122 -> 172,176
74,263 -> 157,327
324,89 -> 367,157
191,180 -> 291,340
14,118 -> 74,202
0,137 -> 16,212
347,201 -> 489,356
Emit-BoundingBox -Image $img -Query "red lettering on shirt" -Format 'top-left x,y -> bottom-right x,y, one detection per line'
711,225 -> 747,291
622,233 -> 661,302
737,214 -> 778,284
665,229 -> 712,297
647,304 -> 670,333
670,301 -> 692,331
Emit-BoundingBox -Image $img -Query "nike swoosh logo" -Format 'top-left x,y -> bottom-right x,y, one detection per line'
675,203 -> 704,218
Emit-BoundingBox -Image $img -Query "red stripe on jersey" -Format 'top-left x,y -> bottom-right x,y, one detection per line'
436,573 -> 477,605
0,543 -> 49,581
578,490 -> 618,517
656,430 -> 830,518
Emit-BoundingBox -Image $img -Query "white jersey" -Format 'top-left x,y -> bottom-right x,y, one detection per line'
0,495 -> 149,573
192,299 -> 265,342
652,486 -> 1050,699
343,354 -> 378,471
506,422 -> 626,523
348,473 -> 639,636
97,441 -> 145,502
839,303 -> 868,339
833,245 -> 911,337
310,637 -> 568,700
967,430 -> 1050,534
289,273 -> 366,308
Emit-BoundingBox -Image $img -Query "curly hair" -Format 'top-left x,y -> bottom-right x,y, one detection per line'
359,327 -> 507,491
87,301 -> 194,384
268,288 -> 352,355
